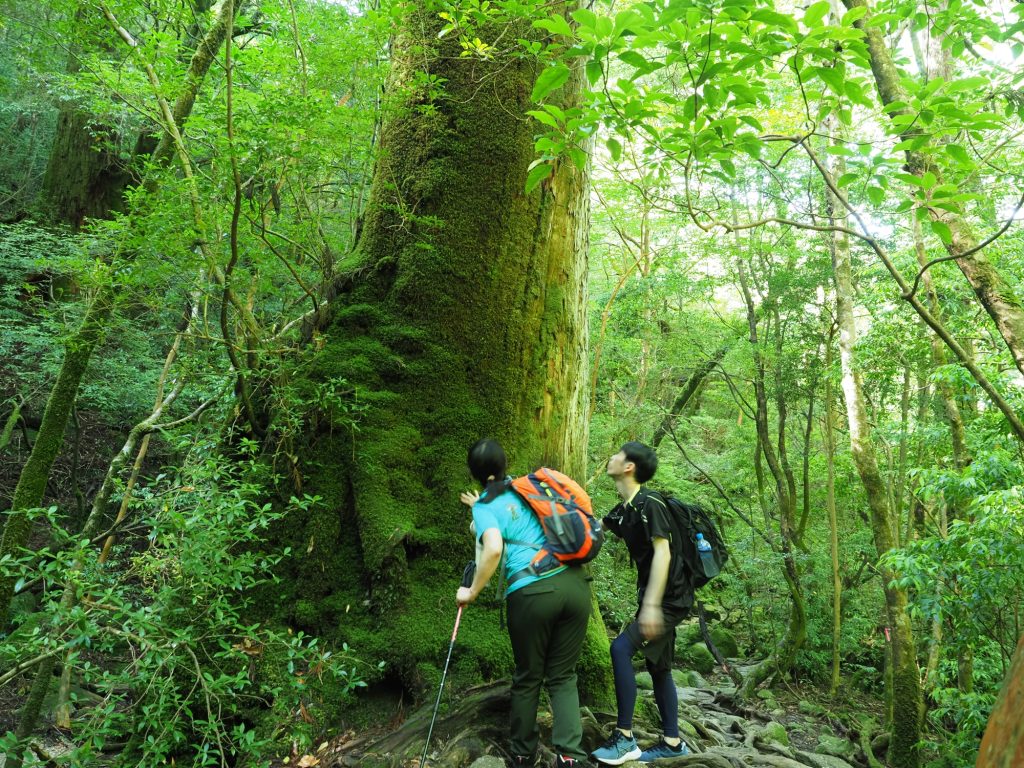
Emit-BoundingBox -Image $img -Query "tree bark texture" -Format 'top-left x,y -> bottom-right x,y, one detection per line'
271,7 -> 610,702
976,632 -> 1024,768
40,107 -> 130,227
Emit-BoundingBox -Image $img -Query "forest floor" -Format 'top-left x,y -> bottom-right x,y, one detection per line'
1,659 -> 888,767
303,663 -> 890,768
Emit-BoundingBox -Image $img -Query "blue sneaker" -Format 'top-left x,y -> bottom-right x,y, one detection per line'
591,730 -> 642,765
638,739 -> 689,762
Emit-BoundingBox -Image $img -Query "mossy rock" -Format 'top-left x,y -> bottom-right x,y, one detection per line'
707,627 -> 738,658
799,699 -> 825,716
676,621 -> 702,648
635,671 -> 654,690
673,624 -> 737,660
678,643 -> 715,675
674,669 -> 708,688
817,734 -> 856,760
762,721 -> 789,746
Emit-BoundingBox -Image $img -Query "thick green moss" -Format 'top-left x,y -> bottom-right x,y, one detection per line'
256,0 -> 605,713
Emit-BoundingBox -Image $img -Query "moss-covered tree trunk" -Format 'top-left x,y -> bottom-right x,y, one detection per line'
276,5 -> 611,703
40,107 -> 130,227
829,179 -> 923,768
0,288 -> 114,627
977,632 -> 1024,768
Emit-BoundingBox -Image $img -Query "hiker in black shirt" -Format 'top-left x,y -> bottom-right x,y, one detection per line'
591,442 -> 691,765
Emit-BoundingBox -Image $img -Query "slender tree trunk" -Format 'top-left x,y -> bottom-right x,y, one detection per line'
797,388 -> 814,545
823,327 -> 843,695
273,3 -> 611,702
976,632 -> 1024,768
0,289 -> 114,626
912,214 -> 969,471
828,164 -> 923,768
737,260 -> 805,697
652,338 -> 733,448
843,0 -> 1024,379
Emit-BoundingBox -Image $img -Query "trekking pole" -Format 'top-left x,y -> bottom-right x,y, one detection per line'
420,561 -> 476,768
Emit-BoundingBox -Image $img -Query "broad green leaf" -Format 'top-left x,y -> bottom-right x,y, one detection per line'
607,137 -> 622,161
586,59 -> 603,86
931,220 -> 952,245
569,147 -> 588,170
945,144 -> 974,168
571,8 -> 598,30
894,172 -> 926,187
619,50 -> 651,71
804,1 -> 831,28
525,162 -> 553,193
841,6 -> 867,24
837,172 -> 859,187
816,66 -> 845,94
527,110 -> 560,129
534,15 -> 573,37
866,185 -> 885,205
531,64 -> 570,102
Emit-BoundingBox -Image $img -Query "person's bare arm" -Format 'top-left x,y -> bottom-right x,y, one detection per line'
457,527 -> 501,606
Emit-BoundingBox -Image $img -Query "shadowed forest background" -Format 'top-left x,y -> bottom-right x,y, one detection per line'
0,0 -> 1023,766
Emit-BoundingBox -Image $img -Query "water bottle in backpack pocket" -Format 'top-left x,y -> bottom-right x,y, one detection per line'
695,533 -> 720,579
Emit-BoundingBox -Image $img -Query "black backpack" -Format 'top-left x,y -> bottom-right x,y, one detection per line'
655,491 -> 728,589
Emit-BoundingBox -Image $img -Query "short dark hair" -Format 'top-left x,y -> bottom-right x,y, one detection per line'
468,439 -> 507,485
621,441 -> 657,484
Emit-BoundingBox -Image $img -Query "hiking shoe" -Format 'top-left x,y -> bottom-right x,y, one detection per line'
638,739 -> 689,762
510,757 -> 534,767
555,757 -> 590,768
591,731 -> 641,765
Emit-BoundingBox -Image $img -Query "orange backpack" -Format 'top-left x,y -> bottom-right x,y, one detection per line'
507,468 -> 604,578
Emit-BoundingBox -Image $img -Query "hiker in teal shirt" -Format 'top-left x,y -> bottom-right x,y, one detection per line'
456,439 -> 592,768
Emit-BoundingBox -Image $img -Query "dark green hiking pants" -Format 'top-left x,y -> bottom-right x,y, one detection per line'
505,566 -> 592,761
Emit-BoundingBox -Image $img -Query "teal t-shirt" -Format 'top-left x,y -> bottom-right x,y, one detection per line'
472,489 -> 566,595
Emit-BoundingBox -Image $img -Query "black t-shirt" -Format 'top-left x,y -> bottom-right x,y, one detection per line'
603,487 -> 693,610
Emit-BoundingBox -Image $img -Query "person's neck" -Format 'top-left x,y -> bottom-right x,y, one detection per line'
615,476 -> 641,504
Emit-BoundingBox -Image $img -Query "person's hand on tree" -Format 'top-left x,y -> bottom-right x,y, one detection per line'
640,602 -> 664,640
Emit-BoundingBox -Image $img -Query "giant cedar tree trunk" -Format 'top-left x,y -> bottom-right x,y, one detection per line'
40,108 -> 130,227
275,6 -> 611,701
